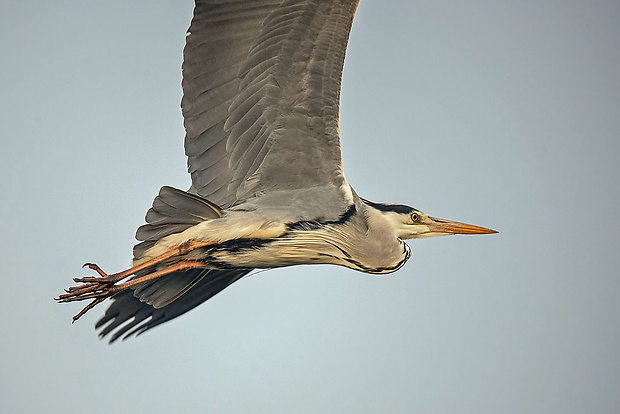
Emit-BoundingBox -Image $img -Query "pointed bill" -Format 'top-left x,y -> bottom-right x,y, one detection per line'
428,217 -> 498,235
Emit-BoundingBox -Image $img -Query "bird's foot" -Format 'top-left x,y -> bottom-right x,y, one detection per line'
56,263 -> 124,323
57,241 -> 215,323
57,257 -> 209,323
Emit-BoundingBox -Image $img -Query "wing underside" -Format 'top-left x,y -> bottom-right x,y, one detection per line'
96,268 -> 251,343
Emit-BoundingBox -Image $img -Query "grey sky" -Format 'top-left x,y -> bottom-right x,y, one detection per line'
1,1 -> 619,413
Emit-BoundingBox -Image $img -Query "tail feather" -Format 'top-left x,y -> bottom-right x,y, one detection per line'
133,186 -> 222,260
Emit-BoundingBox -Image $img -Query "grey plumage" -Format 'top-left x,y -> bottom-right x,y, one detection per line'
57,0 -> 496,342
97,0 -> 361,341
183,0 -> 355,207
133,186 -> 222,259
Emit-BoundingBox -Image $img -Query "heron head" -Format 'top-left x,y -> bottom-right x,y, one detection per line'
362,200 -> 497,240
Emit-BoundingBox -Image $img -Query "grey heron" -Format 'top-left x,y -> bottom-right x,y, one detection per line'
57,0 -> 497,342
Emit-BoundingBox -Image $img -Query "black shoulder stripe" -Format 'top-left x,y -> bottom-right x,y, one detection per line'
287,204 -> 356,231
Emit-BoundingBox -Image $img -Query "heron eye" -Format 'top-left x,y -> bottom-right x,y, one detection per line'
411,213 -> 419,222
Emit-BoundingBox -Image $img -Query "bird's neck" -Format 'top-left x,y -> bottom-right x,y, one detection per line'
336,203 -> 411,274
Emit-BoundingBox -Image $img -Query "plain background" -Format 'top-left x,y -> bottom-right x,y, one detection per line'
1,1 -> 619,413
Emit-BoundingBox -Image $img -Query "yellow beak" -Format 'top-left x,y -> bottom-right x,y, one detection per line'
427,217 -> 498,235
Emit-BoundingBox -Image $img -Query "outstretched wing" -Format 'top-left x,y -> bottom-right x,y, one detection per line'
97,0 -> 361,341
183,0 -> 359,208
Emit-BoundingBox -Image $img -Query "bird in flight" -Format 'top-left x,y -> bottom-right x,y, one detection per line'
58,0 -> 496,342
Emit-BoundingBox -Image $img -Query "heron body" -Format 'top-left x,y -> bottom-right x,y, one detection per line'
135,187 -> 410,276
58,0 -> 496,342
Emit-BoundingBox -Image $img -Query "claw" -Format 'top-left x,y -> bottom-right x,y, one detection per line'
57,283 -> 103,301
72,298 -> 106,323
73,276 -> 105,283
57,262 -> 119,318
66,282 -> 98,292
80,263 -> 108,277
64,290 -> 107,302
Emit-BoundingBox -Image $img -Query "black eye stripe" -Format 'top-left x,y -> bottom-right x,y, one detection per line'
361,199 -> 418,215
